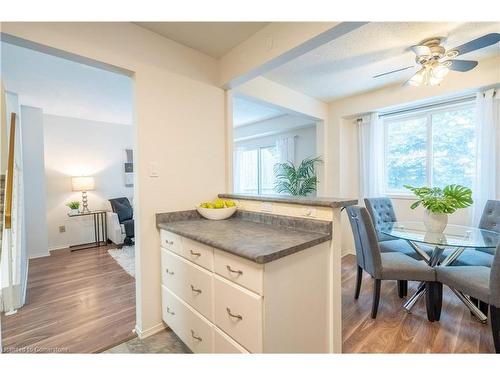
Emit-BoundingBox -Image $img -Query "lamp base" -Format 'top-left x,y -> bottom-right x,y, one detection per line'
81,191 -> 90,213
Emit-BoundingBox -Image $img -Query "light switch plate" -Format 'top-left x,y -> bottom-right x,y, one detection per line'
149,161 -> 159,177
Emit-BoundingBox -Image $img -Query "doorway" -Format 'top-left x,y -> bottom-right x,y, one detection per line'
0,39 -> 137,353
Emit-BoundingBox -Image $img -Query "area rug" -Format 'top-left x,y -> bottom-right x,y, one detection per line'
108,246 -> 135,278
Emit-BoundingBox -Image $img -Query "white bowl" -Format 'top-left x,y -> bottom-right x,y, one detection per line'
196,206 -> 237,220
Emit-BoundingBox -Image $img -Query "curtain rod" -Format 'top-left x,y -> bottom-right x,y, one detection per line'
378,94 -> 477,119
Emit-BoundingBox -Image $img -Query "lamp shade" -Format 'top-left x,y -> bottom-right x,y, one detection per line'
72,176 -> 95,191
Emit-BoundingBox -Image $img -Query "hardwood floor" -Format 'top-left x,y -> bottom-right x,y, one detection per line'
1,245 -> 136,353
342,254 -> 495,353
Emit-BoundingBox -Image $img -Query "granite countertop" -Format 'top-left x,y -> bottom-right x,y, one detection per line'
218,193 -> 357,208
156,210 -> 332,264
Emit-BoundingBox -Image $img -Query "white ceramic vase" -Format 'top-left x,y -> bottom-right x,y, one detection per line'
423,209 -> 448,233
69,208 -> 79,216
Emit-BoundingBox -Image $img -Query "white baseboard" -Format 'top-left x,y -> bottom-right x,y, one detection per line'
135,321 -> 166,339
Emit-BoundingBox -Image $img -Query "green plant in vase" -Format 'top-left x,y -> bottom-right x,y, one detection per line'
274,157 -> 322,196
66,200 -> 80,215
404,184 -> 473,232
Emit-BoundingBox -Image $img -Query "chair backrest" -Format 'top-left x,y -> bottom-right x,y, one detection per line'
490,243 -> 500,307
364,197 -> 397,242
479,200 -> 500,232
478,200 -> 500,255
346,205 -> 383,278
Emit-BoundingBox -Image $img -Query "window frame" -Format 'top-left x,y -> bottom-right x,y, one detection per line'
383,101 -> 476,197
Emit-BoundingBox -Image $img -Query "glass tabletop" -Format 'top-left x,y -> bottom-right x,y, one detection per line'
379,221 -> 500,249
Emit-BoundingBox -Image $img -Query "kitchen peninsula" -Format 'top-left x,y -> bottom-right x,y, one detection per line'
156,194 -> 356,353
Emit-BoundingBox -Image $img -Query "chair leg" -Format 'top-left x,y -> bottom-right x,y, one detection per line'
397,280 -> 408,298
397,280 -> 404,298
371,279 -> 381,319
490,305 -> 500,354
433,282 -> 443,321
354,266 -> 363,300
425,282 -> 436,322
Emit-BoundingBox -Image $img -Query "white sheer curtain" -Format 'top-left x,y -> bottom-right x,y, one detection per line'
471,88 -> 499,225
233,146 -> 244,193
358,112 -> 385,198
275,135 -> 295,165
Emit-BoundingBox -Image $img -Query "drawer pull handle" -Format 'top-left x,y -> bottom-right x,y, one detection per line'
226,307 -> 243,321
166,307 -> 175,315
190,250 -> 202,257
190,284 -> 202,294
191,329 -> 202,342
165,240 -> 174,245
165,268 -> 174,275
226,265 -> 243,276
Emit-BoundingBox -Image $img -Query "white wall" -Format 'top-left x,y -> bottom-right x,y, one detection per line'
1,22 -> 226,336
327,56 -> 500,254
20,106 -> 49,258
43,114 -> 133,251
235,125 -> 317,164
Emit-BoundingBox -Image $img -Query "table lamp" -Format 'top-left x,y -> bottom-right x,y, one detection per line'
72,176 -> 95,213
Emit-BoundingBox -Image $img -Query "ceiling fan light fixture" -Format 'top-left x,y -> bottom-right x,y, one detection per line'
428,74 -> 444,86
408,67 -> 427,86
432,64 -> 450,79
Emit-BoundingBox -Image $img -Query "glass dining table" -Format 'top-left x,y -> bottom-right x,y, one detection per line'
379,221 -> 500,323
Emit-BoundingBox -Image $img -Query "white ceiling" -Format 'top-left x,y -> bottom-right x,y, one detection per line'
233,96 -> 284,127
1,42 -> 133,124
264,22 -> 500,102
135,22 -> 269,59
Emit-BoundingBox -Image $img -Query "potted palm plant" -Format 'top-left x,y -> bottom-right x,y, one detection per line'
274,157 -> 322,196
405,184 -> 473,233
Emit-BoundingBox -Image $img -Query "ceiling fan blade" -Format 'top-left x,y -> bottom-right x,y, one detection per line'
449,59 -> 479,72
450,33 -> 500,56
411,45 -> 431,56
373,65 -> 414,78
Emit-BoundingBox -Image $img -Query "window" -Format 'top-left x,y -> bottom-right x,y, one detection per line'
384,103 -> 476,193
235,146 -> 278,194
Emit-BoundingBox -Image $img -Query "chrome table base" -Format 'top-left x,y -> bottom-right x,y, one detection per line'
403,242 -> 487,323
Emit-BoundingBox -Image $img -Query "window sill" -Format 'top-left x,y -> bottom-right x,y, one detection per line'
385,193 -> 417,200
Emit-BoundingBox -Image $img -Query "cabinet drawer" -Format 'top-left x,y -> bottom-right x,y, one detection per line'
214,275 -> 262,353
181,237 -> 214,271
214,326 -> 249,353
161,248 -> 213,320
161,286 -> 213,353
160,230 -> 183,255
214,249 -> 263,295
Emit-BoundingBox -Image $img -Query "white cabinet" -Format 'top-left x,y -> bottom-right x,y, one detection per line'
213,275 -> 262,352
161,249 -> 214,320
214,249 -> 263,294
160,229 -> 330,353
161,286 -> 213,353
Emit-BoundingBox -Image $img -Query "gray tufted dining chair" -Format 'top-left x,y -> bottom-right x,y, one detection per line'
478,200 -> 500,255
435,243 -> 500,353
346,205 -> 437,319
364,197 -> 434,297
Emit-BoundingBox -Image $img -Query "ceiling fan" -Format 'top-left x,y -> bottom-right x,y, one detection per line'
373,33 -> 500,86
